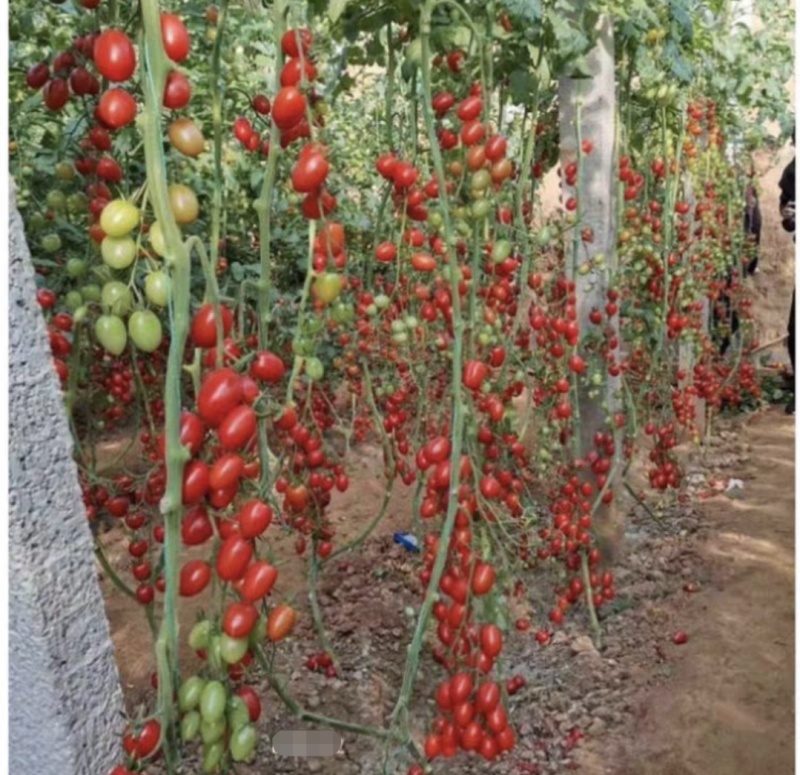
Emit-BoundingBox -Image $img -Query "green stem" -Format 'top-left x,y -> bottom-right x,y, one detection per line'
140,1 -> 193,769
388,0 -> 470,734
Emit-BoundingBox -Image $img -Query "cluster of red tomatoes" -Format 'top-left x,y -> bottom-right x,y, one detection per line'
36,288 -> 72,385
419,537 -> 516,763
644,422 -> 683,491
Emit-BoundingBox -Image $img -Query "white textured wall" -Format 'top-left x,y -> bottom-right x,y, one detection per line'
9,183 -> 125,775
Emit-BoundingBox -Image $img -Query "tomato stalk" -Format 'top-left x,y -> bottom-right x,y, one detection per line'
385,20 -> 395,149
130,348 -> 157,441
323,364 -> 396,562
209,0 -> 229,276
388,0 -> 470,734
140,0 -> 194,767
253,0 -> 288,496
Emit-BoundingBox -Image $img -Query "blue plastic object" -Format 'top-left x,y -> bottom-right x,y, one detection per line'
393,532 -> 420,553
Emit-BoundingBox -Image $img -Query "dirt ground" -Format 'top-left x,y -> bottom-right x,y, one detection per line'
576,407 -> 795,775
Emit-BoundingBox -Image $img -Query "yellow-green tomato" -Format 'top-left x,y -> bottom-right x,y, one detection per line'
144,270 -> 169,307
101,236 -> 137,270
178,676 -> 206,713
128,310 -> 162,352
219,633 -> 249,665
312,272 -> 343,305
188,620 -> 212,651
200,680 -> 227,723
200,718 -> 226,745
101,281 -> 133,316
180,710 -> 201,742
55,161 -> 74,181
95,315 -> 127,356
229,724 -> 258,763
100,199 -> 140,238
168,184 -> 200,225
202,740 -> 224,774
470,169 -> 491,192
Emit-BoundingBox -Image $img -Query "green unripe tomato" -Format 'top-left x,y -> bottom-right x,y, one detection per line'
331,302 -> 354,324
202,741 -> 225,773
470,198 -> 492,221
41,234 -> 62,253
305,317 -> 324,336
392,331 -> 409,345
206,635 -> 224,672
178,676 -> 206,713
128,310 -> 162,352
101,236 -> 137,270
46,190 -> 67,211
55,161 -> 74,181
219,633 -> 249,665
144,271 -> 170,307
101,281 -> 133,316
229,724 -> 258,763
305,357 -> 324,382
200,718 -> 226,745
188,620 -> 212,651
64,290 -> 83,312
492,239 -> 512,263
72,305 -> 89,325
95,315 -> 127,356
81,283 -> 101,303
100,199 -> 140,238
27,213 -> 46,231
200,681 -> 227,723
180,710 -> 201,742
428,211 -> 443,230
374,294 -> 390,310
67,192 -> 88,215
227,696 -> 250,732
470,169 -> 491,192
66,258 -> 87,278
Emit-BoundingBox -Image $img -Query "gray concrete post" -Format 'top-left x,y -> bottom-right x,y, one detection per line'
9,184 -> 125,775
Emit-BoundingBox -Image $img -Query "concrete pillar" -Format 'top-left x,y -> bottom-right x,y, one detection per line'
9,183 -> 125,775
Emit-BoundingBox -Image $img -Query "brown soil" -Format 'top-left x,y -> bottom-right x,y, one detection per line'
576,408 -> 795,775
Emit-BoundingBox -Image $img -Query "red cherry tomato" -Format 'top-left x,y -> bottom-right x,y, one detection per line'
216,535 -> 253,581
179,560 -> 211,597
197,368 -> 243,427
94,30 -> 136,82
161,13 -> 190,62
